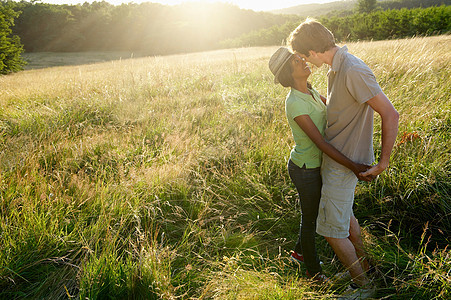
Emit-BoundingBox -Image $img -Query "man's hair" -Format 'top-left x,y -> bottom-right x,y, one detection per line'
288,18 -> 336,57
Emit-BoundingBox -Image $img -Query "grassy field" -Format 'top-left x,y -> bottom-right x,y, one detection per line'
22,51 -> 146,70
0,36 -> 450,299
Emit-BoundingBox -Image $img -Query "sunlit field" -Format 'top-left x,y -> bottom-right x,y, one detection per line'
22,51 -> 146,70
1,35 -> 450,299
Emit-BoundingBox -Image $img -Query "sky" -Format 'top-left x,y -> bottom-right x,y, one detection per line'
36,0 -> 336,12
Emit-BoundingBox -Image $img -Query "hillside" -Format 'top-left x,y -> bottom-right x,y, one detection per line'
272,0 -> 451,17
272,0 -> 356,17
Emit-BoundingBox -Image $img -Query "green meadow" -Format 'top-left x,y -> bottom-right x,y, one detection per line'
0,36 -> 450,299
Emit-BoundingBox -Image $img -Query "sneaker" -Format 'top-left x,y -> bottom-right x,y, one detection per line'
290,251 -> 324,265
334,265 -> 376,281
290,251 -> 304,264
338,283 -> 376,299
334,270 -> 351,281
306,270 -> 330,284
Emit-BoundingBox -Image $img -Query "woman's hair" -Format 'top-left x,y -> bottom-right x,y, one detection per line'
288,18 -> 336,57
278,55 -> 294,88
278,56 -> 313,89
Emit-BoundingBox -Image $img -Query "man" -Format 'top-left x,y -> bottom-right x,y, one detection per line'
288,19 -> 399,299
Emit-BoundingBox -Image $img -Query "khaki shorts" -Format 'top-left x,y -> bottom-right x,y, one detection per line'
316,156 -> 358,239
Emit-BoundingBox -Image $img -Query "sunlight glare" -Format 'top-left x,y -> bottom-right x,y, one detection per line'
39,0 -> 332,12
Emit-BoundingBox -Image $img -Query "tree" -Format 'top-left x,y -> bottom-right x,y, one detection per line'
357,0 -> 377,14
0,2 -> 25,74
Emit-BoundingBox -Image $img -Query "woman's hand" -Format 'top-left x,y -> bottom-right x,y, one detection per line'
293,115 -> 378,181
353,163 -> 374,182
359,162 -> 388,179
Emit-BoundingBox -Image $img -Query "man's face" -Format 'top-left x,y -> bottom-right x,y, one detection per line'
296,51 -> 323,68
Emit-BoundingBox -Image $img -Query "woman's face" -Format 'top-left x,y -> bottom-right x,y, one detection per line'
291,54 -> 311,78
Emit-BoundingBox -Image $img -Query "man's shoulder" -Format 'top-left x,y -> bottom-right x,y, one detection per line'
342,52 -> 370,71
339,53 -> 376,82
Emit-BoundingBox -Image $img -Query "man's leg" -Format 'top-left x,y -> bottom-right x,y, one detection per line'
348,215 -> 370,272
316,156 -> 371,286
324,235 -> 370,287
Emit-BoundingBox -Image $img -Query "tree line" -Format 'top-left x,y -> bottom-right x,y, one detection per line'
273,0 -> 450,18
6,1 -> 296,54
221,5 -> 451,48
378,0 -> 450,10
324,5 -> 451,41
0,2 -> 24,74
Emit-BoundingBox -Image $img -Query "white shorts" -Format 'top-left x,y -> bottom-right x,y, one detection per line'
316,156 -> 358,239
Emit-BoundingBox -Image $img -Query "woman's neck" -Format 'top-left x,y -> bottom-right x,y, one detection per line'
293,79 -> 310,95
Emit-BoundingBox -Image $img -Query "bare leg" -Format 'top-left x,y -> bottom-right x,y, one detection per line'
324,234 -> 370,287
348,216 -> 370,272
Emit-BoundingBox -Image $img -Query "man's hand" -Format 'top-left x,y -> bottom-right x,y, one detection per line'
353,163 -> 374,182
359,162 -> 388,178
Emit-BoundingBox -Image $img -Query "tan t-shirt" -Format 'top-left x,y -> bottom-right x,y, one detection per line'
326,46 -> 382,165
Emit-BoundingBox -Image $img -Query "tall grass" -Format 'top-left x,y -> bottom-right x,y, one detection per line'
0,36 -> 450,299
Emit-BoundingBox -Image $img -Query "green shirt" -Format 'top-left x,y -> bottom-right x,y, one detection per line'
285,87 -> 327,168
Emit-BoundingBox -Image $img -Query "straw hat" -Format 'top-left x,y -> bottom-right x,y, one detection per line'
269,47 -> 293,84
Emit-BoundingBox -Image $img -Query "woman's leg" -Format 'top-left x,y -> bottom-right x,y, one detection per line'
288,160 -> 322,275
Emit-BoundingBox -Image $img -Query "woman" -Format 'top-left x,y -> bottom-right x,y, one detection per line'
268,47 -> 369,283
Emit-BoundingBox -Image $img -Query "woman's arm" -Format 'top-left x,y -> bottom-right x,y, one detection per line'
294,114 -> 371,181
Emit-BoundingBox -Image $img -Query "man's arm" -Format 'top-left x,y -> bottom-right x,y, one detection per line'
360,92 -> 399,177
